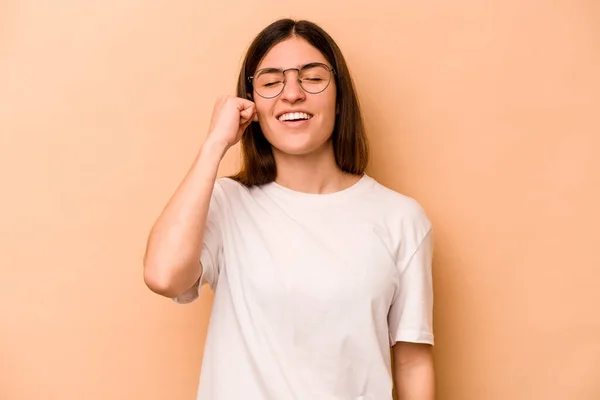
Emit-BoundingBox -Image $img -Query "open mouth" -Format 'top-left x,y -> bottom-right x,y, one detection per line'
277,112 -> 313,122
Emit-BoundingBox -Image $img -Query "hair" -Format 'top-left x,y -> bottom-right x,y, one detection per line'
229,19 -> 369,187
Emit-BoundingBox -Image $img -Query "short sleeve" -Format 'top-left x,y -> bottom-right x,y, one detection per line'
388,227 -> 434,346
172,181 -> 225,304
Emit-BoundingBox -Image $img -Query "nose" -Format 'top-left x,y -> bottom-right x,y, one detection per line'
279,69 -> 306,103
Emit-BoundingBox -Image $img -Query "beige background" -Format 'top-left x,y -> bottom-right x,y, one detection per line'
1,0 -> 599,399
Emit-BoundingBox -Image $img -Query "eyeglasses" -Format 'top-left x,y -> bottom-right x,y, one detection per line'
248,62 -> 335,99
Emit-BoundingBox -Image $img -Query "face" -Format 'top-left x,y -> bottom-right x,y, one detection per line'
251,37 -> 337,156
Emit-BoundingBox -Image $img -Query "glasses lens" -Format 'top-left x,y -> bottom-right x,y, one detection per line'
299,64 -> 331,94
254,70 -> 284,98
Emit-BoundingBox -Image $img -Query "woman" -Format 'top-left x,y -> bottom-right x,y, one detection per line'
144,18 -> 435,400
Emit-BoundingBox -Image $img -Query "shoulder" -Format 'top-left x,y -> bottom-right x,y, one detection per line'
360,176 -> 432,256
364,175 -> 431,231
211,177 -> 273,209
362,177 -> 433,268
213,177 -> 251,198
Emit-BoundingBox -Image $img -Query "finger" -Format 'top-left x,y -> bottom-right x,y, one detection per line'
240,112 -> 255,132
237,98 -> 255,113
239,104 -> 255,122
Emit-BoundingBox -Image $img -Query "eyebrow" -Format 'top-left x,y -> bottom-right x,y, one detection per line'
255,67 -> 282,74
301,62 -> 329,69
256,62 -> 331,72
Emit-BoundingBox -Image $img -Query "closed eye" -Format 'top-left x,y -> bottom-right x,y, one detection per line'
263,81 -> 283,87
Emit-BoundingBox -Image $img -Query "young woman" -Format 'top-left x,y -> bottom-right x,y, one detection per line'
144,18 -> 435,400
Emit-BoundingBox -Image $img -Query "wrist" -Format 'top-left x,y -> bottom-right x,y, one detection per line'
200,136 -> 230,160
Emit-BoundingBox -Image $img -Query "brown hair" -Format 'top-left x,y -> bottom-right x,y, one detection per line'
229,19 -> 369,186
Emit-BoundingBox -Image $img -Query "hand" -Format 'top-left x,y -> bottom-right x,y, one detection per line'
206,95 -> 257,150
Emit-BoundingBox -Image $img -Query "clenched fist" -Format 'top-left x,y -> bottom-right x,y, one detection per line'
206,96 -> 257,150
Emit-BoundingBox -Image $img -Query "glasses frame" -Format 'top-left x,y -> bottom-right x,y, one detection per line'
248,62 -> 336,99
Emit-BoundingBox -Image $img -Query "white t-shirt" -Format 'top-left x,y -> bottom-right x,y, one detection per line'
174,174 -> 434,400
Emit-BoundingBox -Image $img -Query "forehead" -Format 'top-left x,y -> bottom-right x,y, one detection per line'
257,36 -> 330,70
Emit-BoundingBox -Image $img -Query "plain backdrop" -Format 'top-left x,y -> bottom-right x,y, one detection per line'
1,1 -> 599,399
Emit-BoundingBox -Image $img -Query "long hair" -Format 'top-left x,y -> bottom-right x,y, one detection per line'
229,19 -> 369,186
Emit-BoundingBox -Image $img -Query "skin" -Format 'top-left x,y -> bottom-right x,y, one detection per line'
393,342 -> 435,399
252,36 -> 337,157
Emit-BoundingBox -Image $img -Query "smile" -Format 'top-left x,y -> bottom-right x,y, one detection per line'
278,112 -> 313,122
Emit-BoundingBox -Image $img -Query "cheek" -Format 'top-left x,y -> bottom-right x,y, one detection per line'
255,105 -> 275,133
323,87 -> 337,116
255,105 -> 278,141
321,93 -> 338,126
254,99 -> 272,120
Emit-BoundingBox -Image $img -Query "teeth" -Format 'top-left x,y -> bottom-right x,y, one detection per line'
279,112 -> 312,121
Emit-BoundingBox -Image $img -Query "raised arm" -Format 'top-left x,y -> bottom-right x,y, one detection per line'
143,96 -> 256,298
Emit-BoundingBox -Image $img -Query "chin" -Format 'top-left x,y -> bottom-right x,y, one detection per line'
270,136 -> 333,157
262,122 -> 334,156
273,145 -> 318,156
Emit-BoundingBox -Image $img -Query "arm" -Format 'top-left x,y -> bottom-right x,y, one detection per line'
143,96 -> 256,298
392,342 -> 435,400
143,141 -> 227,298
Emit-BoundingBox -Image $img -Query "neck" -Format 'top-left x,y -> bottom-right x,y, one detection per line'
272,141 -> 361,194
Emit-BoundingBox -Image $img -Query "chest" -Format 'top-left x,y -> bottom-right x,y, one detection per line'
220,205 -> 399,313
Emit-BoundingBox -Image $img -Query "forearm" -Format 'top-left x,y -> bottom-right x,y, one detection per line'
143,139 -> 228,297
392,342 -> 435,400
394,359 -> 435,399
